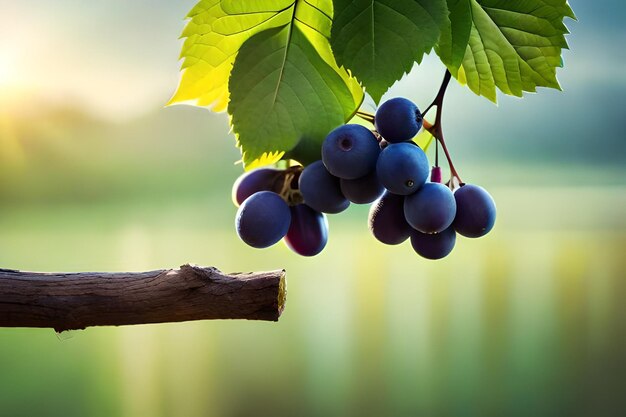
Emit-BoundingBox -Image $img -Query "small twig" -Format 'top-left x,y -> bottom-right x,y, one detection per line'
355,71 -> 462,185
422,70 -> 463,185
355,110 -> 376,124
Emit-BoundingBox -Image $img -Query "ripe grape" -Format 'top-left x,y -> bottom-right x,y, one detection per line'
368,192 -> 412,245
299,160 -> 350,214
236,191 -> 291,248
340,169 -> 385,204
232,168 -> 282,206
322,124 -> 380,179
410,227 -> 456,260
452,184 -> 496,238
284,204 -> 328,257
376,142 -> 429,195
404,182 -> 456,234
375,97 -> 423,142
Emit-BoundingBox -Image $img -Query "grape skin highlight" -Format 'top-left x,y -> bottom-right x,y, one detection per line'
236,191 -> 291,248
322,124 -> 380,180
404,182 -> 457,234
410,227 -> 456,260
299,160 -> 350,214
368,192 -> 413,245
375,97 -> 423,142
453,184 -> 496,238
340,169 -> 385,204
232,168 -> 282,207
377,142 -> 429,195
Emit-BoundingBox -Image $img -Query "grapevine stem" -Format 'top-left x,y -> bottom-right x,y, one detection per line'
356,110 -> 375,124
422,70 -> 463,185
355,71 -> 462,185
435,135 -> 439,167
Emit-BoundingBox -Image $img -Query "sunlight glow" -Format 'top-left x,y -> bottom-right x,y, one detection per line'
0,46 -> 25,165
0,46 -> 25,110
0,45 -> 33,117
0,50 -> 17,89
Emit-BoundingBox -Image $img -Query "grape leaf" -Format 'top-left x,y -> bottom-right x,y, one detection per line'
331,0 -> 448,103
414,128 -> 434,152
435,0 -> 472,70
436,0 -> 575,102
169,0 -> 298,111
228,3 -> 363,168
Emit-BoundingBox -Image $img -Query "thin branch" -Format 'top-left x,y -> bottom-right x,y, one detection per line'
356,110 -> 376,124
422,70 -> 463,185
0,265 -> 286,332
355,71 -> 462,185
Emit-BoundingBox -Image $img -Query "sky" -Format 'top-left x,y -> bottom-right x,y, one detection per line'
0,0 -> 624,164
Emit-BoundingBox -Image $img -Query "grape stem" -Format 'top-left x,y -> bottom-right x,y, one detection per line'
354,70 -> 463,187
421,70 -> 463,186
281,165 -> 304,205
356,110 -> 375,124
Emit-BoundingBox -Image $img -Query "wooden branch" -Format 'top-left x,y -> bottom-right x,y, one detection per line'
0,265 -> 286,332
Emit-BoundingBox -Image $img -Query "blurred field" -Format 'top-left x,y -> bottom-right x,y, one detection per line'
0,207 -> 624,417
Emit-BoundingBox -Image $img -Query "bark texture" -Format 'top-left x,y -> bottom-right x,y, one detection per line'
0,265 -> 286,331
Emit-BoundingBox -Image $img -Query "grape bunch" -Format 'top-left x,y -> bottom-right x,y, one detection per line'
232,97 -> 496,259
233,166 -> 329,256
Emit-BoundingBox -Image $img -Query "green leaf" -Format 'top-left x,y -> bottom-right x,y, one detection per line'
172,0 -> 363,168
435,0 -> 472,70
436,0 -> 575,102
414,128 -> 435,152
331,0 -> 448,103
169,0 -> 297,111
228,5 -> 363,168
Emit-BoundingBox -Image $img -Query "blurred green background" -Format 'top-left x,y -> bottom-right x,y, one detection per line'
0,1 -> 624,416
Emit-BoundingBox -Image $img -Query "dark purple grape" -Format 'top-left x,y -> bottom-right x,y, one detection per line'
236,191 -> 291,248
232,168 -> 282,207
404,182 -> 456,234
375,97 -> 423,142
299,160 -> 350,214
284,205 -> 328,257
322,124 -> 380,179
453,184 -> 496,238
368,192 -> 412,245
376,142 -> 429,195
340,169 -> 385,204
410,227 -> 456,260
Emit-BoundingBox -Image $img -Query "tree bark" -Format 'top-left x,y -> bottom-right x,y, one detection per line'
0,265 -> 286,332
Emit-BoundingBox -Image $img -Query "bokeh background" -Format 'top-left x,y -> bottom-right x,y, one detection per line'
0,1 -> 624,416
